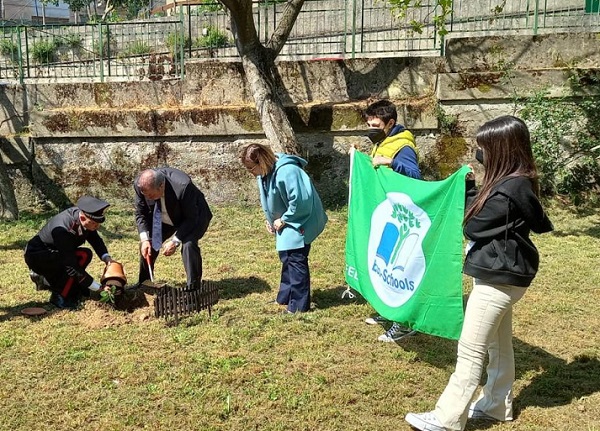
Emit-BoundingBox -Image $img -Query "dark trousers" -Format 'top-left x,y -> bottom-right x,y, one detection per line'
277,244 -> 311,313
138,224 -> 204,287
25,247 -> 93,300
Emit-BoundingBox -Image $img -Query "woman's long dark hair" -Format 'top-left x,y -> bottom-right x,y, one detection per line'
464,115 -> 540,223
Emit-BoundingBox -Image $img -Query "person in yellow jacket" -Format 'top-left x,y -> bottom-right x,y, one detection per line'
362,99 -> 422,342
364,99 -> 422,179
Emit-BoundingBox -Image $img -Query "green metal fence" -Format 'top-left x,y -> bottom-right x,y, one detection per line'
1,0 -> 599,83
0,18 -> 185,83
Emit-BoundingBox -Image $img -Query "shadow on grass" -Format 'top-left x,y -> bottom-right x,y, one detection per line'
0,239 -> 28,251
454,338 -> 600,430
512,339 -> 600,418
312,285 -> 368,309
552,225 -> 600,239
215,276 -> 271,300
0,299 -> 56,322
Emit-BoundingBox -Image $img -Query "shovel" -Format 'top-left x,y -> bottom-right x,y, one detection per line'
146,254 -> 154,283
141,255 -> 166,292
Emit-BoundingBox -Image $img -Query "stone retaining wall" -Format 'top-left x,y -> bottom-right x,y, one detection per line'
0,32 -> 598,212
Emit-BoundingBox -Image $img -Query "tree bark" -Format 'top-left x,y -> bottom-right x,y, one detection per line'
0,157 -> 18,221
241,46 -> 300,155
220,0 -> 302,155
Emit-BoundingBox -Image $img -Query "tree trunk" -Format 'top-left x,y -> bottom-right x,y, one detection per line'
0,157 -> 18,221
222,0 -> 301,156
241,46 -> 300,155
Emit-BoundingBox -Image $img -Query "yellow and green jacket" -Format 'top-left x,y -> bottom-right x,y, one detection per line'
370,128 -> 418,160
369,125 -> 421,178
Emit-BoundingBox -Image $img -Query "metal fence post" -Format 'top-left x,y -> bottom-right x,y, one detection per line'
16,26 -> 24,84
351,0 -> 357,58
98,22 -> 104,82
24,26 -> 30,79
187,4 -> 192,58
106,24 -> 112,77
533,0 -> 540,35
179,9 -> 185,79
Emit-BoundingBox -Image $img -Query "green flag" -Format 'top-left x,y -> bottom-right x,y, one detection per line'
345,150 -> 469,340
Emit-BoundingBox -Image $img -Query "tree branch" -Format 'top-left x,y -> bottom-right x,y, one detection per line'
266,0 -> 305,56
220,0 -> 261,55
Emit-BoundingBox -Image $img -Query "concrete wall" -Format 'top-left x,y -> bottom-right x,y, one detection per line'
1,32 -> 598,212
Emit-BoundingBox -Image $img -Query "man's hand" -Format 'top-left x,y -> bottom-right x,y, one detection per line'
140,240 -> 153,260
163,240 -> 178,257
372,155 -> 392,168
273,218 -> 286,231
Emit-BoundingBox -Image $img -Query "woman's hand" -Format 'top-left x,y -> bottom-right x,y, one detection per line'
265,220 -> 275,234
273,218 -> 286,231
466,164 -> 475,181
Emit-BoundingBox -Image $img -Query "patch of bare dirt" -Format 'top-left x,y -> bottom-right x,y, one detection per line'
77,288 -> 155,329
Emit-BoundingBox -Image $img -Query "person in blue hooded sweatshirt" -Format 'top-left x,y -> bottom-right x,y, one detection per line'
240,143 -> 328,313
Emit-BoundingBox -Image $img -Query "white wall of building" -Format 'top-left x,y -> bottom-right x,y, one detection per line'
3,0 -> 71,23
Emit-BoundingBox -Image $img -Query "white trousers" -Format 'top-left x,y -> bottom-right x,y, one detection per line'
434,279 -> 526,431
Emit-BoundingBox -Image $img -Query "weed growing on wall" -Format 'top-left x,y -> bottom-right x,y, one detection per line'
195,27 -> 230,49
31,39 -> 59,64
0,39 -> 18,63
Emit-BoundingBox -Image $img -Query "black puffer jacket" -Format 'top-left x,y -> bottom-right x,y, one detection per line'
463,176 -> 553,287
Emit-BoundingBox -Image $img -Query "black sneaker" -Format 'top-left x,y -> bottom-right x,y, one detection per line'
29,270 -> 50,291
378,322 -> 417,342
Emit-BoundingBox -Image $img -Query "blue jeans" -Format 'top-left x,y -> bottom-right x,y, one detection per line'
277,244 -> 311,313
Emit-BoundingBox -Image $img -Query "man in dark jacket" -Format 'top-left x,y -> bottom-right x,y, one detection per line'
24,196 -> 114,309
134,167 -> 212,287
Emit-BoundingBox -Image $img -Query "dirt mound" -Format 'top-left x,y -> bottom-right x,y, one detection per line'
77,288 -> 155,329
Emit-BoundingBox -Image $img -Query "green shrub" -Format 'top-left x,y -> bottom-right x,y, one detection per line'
192,0 -> 224,13
31,39 -> 59,64
61,33 -> 83,50
165,32 -> 191,55
92,35 -> 117,58
0,38 -> 19,62
520,89 -> 600,203
122,40 -> 152,56
194,27 -> 229,48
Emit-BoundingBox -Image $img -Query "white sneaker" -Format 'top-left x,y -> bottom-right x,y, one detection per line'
405,412 -> 445,431
364,315 -> 388,325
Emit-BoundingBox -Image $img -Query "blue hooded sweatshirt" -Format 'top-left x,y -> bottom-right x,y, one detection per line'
258,154 -> 328,251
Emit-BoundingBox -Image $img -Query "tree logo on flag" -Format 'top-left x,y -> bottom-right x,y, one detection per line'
367,192 -> 431,307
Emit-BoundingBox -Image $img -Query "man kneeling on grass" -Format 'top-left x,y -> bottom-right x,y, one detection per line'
24,196 -> 116,309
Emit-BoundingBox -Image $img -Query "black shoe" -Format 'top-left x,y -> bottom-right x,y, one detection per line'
378,322 -> 417,342
49,292 -> 79,310
29,270 -> 50,291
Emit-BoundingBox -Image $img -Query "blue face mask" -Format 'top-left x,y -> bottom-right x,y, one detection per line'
366,128 -> 387,145
475,148 -> 484,165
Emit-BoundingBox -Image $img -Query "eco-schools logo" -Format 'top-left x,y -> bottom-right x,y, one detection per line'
368,193 -> 430,307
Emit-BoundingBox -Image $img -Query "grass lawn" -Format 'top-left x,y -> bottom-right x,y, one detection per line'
0,203 -> 598,431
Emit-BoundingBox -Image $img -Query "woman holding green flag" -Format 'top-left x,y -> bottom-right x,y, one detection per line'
405,115 -> 553,431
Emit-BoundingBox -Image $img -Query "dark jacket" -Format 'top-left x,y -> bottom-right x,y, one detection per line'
134,167 -> 212,242
463,176 -> 553,287
25,207 -> 108,280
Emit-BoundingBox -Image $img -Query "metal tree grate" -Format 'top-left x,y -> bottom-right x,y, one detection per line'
154,280 -> 218,323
